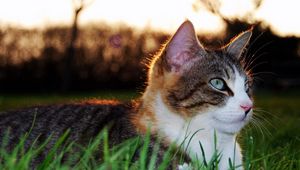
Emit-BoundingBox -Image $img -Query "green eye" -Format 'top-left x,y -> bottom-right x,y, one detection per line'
210,78 -> 226,91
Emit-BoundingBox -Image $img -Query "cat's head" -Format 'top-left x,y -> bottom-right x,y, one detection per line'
147,20 -> 253,134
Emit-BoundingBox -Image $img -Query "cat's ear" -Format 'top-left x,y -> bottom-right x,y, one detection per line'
164,20 -> 206,73
225,30 -> 252,58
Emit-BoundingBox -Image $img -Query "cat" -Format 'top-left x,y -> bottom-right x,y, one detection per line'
0,20 -> 253,170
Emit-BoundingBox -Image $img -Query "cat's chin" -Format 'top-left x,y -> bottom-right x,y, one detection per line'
212,115 -> 250,134
215,120 -> 245,134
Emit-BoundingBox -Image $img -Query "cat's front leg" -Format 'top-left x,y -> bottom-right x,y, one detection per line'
219,142 -> 244,170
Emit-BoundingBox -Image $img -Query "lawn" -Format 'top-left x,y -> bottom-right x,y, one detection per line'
0,89 -> 299,169
0,90 -> 138,111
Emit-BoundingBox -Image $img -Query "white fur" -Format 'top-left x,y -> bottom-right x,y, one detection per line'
178,163 -> 193,170
153,70 -> 252,170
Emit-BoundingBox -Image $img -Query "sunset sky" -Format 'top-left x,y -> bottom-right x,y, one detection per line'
0,0 -> 299,37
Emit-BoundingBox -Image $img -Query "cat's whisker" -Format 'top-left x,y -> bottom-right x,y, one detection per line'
244,39 -> 272,73
244,52 -> 268,72
253,108 -> 278,118
252,110 -> 277,134
252,113 -> 273,130
249,71 -> 277,77
246,61 -> 268,74
253,109 -> 281,124
244,31 -> 265,58
246,50 -> 268,68
252,76 -> 265,83
244,53 -> 258,72
245,40 -> 272,63
249,115 -> 272,138
249,118 -> 265,138
246,117 -> 261,135
251,41 -> 272,57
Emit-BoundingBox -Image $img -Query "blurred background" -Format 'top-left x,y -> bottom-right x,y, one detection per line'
0,0 -> 299,96
0,1 -> 299,166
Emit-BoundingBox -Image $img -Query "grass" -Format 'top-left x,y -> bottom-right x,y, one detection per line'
0,89 -> 299,169
0,90 -> 138,111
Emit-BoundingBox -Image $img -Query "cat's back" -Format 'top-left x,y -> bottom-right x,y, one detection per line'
0,99 -> 139,149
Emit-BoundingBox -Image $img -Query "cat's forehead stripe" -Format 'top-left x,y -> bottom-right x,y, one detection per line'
224,69 -> 230,79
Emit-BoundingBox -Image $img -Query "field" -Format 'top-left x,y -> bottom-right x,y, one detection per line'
0,89 -> 299,169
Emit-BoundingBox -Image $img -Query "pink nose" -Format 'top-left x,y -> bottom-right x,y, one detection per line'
240,104 -> 252,111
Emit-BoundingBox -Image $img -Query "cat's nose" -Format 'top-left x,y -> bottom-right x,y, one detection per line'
240,104 -> 253,115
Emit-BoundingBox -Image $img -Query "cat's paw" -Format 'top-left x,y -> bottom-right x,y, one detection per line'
177,163 -> 192,170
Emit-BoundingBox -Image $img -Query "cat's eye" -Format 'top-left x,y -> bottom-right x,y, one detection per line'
210,78 -> 226,91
